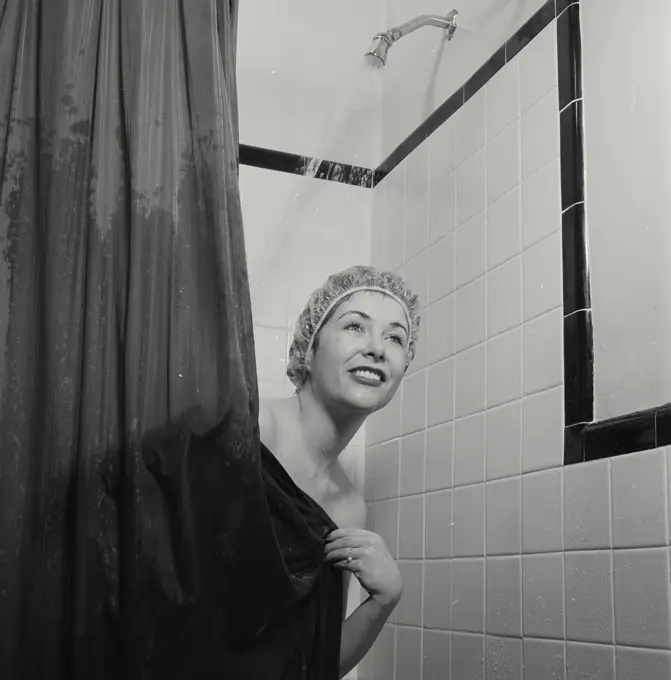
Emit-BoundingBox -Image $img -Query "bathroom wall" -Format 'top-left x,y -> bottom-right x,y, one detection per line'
361,1 -> 671,679
379,0 -> 550,153
237,0 -> 383,167
581,0 -> 671,419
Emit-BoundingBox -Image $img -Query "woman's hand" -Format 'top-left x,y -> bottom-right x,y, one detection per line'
324,528 -> 402,609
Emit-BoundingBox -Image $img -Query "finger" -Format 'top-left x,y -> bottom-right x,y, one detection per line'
327,528 -> 369,542
324,547 -> 359,563
324,536 -> 368,554
333,558 -> 360,571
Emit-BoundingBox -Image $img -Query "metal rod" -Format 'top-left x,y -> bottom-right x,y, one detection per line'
388,14 -> 453,42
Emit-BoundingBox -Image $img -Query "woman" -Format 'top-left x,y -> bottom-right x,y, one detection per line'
259,264 -> 421,678
136,265 -> 420,680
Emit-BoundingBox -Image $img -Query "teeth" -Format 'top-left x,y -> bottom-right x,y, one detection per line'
353,369 -> 382,381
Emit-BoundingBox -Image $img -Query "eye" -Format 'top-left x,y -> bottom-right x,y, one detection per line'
389,334 -> 405,346
344,322 -> 364,332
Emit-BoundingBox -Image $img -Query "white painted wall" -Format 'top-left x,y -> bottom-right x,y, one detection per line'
582,0 -> 671,419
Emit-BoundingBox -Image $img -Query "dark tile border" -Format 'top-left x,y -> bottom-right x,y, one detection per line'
239,144 -> 373,188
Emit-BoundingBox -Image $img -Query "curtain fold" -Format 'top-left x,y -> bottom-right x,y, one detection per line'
0,2 -> 259,677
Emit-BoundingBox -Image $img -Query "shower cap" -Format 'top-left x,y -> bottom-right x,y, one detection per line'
287,265 -> 421,392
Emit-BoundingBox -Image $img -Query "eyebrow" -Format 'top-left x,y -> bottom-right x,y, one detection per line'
337,309 -> 409,336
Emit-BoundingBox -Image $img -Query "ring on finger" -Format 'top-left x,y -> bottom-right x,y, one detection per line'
346,549 -> 353,564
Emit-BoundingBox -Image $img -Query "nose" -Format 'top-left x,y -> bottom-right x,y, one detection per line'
364,333 -> 385,360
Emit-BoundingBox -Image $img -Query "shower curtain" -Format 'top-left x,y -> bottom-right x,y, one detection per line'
0,1 -> 274,677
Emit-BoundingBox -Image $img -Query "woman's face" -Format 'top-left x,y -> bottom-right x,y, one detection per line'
306,291 -> 409,414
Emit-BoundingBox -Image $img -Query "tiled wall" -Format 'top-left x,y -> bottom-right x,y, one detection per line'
361,7 -> 671,680
379,0 -> 550,155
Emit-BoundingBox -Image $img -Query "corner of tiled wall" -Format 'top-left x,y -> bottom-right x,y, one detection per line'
361,5 -> 671,679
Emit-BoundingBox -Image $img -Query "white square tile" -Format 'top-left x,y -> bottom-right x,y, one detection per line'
456,277 -> 487,352
405,140 -> 430,205
521,88 -> 560,180
523,553 -> 565,639
566,642 -> 614,680
457,149 -> 486,226
486,400 -> 523,480
385,160 -> 407,219
372,209 -> 405,271
376,439 -> 401,500
487,186 -> 522,269
456,88 -> 486,166
376,499 -> 399,557
518,23 -> 558,113
423,630 -> 452,678
404,196 -> 429,261
455,343 -> 486,418
453,484 -> 486,557
378,388 -> 402,442
427,358 -> 455,428
487,120 -> 521,206
426,294 -> 455,364
564,458 -> 612,550
456,211 -> 487,287
565,550 -> 614,644
425,490 -> 453,559
451,633 -> 485,680
452,558 -> 485,632
522,468 -> 564,553
522,157 -> 561,248
486,477 -> 522,555
398,495 -> 424,558
250,273 -> 290,328
399,431 -> 426,496
454,412 -> 486,486
485,636 -> 522,680
523,232 -> 563,322
395,626 -> 422,679
613,548 -> 671,648
427,233 -> 455,304
401,249 -> 428,308
423,560 -> 452,628
488,256 -> 522,336
487,326 -> 523,409
522,386 -> 564,472
523,308 -> 563,395
430,118 -> 456,188
616,647 -> 671,680
425,421 -> 454,491
611,447 -> 668,548
429,171 -> 457,244
401,370 -> 427,435
486,59 -> 520,139
395,561 -> 423,625
253,326 -> 288,384
523,639 -> 565,680
486,556 -> 522,636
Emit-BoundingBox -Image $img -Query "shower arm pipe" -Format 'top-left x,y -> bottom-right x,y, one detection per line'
379,12 -> 458,45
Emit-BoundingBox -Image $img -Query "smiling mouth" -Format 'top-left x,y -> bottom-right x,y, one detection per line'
349,367 -> 386,383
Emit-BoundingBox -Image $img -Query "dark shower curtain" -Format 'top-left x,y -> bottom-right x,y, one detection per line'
0,1 -> 281,677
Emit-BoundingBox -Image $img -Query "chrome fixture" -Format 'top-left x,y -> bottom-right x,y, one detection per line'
365,9 -> 458,68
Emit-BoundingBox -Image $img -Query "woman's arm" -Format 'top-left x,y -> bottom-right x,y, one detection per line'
326,496 -> 402,680
339,594 -> 397,678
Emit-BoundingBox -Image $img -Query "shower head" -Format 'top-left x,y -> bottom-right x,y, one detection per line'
365,10 -> 458,68
365,33 -> 393,68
